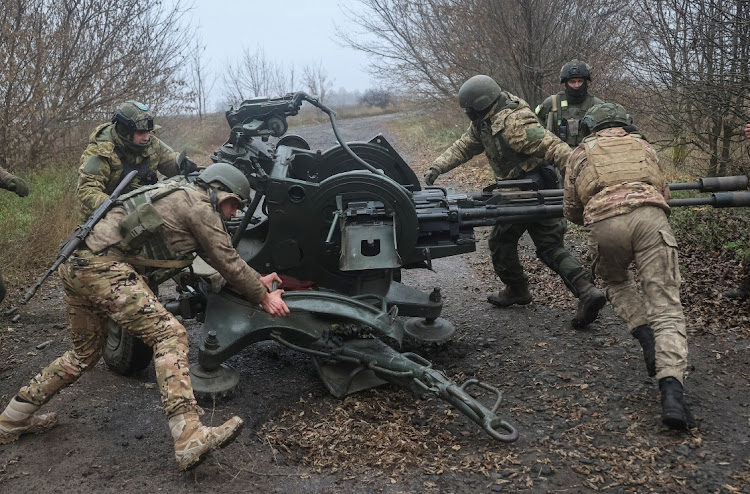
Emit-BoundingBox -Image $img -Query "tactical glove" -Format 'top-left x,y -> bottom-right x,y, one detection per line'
424,167 -> 440,185
4,177 -> 29,197
180,157 -> 200,175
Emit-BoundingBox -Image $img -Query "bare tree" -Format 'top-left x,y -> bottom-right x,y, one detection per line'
222,45 -> 297,106
338,0 -> 631,105
302,60 -> 333,103
624,0 -> 750,175
0,0 -> 194,169
185,37 -> 217,122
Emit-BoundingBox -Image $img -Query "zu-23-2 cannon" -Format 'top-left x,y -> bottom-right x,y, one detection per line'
103,92 -> 750,444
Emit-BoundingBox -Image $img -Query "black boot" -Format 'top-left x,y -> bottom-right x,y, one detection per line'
632,324 -> 656,377
571,278 -> 606,328
723,275 -> 750,300
487,282 -> 533,308
659,377 -> 695,430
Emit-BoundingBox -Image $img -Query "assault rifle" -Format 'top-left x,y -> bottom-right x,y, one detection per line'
20,170 -> 138,305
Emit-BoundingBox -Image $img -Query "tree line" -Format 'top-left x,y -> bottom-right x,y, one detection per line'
1,0 -> 749,177
340,0 -> 750,176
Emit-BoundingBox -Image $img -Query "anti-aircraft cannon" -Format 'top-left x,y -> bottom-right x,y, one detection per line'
103,92 -> 750,444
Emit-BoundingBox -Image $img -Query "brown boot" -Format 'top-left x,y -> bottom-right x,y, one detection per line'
571,278 -> 606,328
171,412 -> 244,470
0,397 -> 58,444
487,282 -> 533,308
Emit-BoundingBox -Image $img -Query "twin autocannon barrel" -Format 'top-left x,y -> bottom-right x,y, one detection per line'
418,175 -> 750,229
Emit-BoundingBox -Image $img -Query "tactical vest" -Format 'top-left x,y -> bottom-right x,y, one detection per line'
545,93 -> 600,147
576,133 -> 663,205
479,98 -> 541,179
116,177 -> 192,259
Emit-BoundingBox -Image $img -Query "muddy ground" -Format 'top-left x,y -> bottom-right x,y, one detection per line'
1,113 -> 749,493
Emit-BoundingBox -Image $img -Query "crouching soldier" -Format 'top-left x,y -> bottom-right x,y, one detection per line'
563,103 -> 693,430
0,163 -> 290,469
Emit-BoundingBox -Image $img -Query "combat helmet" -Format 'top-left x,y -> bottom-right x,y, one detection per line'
580,103 -> 632,135
458,75 -> 502,111
197,163 -> 251,202
112,101 -> 155,138
560,59 -> 592,83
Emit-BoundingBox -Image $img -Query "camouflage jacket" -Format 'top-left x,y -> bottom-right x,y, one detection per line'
0,166 -> 14,186
432,92 -> 571,180
535,92 -> 603,147
563,128 -> 670,226
76,123 -> 180,220
85,183 -> 268,304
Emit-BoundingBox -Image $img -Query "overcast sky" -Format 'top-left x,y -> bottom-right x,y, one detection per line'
188,0 -> 374,94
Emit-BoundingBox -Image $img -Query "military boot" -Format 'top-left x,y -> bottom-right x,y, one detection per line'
632,324 -> 656,377
0,396 -> 58,444
723,275 -> 750,300
659,377 -> 695,430
487,282 -> 533,308
571,278 -> 606,328
171,412 -> 244,470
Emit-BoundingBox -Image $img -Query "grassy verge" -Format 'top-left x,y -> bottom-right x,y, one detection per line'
0,165 -> 78,291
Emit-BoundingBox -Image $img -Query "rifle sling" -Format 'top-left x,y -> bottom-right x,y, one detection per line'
92,255 -> 192,268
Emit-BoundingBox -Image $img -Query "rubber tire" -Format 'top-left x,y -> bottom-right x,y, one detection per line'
103,319 -> 153,375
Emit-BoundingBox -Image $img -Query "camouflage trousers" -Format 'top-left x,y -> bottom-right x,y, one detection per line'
488,216 -> 588,295
590,207 -> 688,382
17,248 -> 198,418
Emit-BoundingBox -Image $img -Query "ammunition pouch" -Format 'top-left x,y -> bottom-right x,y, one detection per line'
119,202 -> 164,252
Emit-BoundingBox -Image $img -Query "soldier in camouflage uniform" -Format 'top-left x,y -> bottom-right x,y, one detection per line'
425,75 -> 606,328
535,59 -> 604,148
723,121 -> 750,300
0,165 -> 29,304
76,100 -> 198,221
564,103 -> 693,430
0,163 -> 290,469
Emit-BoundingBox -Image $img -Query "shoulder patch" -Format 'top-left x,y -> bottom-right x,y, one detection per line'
535,104 -> 542,114
526,126 -> 546,141
82,155 -> 105,175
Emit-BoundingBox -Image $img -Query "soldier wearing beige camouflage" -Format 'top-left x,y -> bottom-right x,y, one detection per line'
425,75 -> 606,328
0,163 -> 290,470
76,101 -> 197,221
564,102 -> 693,430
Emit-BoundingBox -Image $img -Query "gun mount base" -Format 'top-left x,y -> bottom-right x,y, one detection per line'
403,317 -> 455,344
190,363 -> 240,401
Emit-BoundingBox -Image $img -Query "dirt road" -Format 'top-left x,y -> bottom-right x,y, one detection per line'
1,113 -> 749,493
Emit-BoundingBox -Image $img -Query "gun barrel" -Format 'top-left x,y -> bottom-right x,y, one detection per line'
669,175 -> 748,192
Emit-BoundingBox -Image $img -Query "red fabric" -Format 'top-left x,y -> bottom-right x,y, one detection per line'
276,274 -> 317,291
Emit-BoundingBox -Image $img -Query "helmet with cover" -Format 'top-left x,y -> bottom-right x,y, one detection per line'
560,59 -> 592,83
458,75 -> 502,112
197,163 -> 250,202
112,101 -> 155,140
580,103 -> 633,136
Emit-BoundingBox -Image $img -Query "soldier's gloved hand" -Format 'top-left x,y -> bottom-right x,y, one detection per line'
5,177 -> 29,197
180,157 -> 200,175
424,167 -> 440,185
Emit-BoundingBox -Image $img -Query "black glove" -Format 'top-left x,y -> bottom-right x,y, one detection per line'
179,157 -> 200,175
424,167 -> 440,185
5,177 -> 29,197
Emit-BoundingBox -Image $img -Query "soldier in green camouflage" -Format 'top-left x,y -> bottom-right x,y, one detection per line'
723,121 -> 750,300
76,100 -> 198,221
0,163 -> 290,470
425,75 -> 606,328
0,165 -> 29,303
0,165 -> 29,198
535,59 -> 604,148
564,103 -> 693,430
